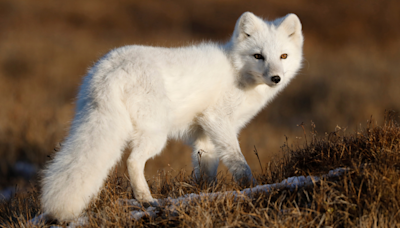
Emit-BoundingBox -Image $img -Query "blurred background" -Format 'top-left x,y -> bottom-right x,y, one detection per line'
1,0 -> 399,198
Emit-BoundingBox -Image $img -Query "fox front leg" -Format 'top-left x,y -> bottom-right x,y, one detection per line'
198,115 -> 256,186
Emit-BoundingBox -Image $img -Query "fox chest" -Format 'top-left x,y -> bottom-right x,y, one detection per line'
232,88 -> 272,130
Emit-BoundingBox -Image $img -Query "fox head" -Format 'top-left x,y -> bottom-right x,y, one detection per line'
227,12 -> 303,89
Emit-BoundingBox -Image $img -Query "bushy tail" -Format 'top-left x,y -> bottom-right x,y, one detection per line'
41,71 -> 132,221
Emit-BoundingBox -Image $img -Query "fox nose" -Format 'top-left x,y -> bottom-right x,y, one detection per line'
271,76 -> 281,84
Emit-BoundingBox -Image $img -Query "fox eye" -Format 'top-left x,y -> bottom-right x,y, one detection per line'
280,54 -> 288,59
253,54 -> 264,60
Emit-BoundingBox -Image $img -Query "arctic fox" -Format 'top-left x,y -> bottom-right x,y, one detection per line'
41,12 -> 303,221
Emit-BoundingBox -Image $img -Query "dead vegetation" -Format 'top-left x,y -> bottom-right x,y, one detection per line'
1,0 -> 400,188
1,113 -> 399,227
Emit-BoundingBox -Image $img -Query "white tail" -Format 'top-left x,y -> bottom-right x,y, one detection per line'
41,65 -> 133,221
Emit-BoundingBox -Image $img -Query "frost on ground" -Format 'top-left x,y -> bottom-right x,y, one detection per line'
29,167 -> 349,226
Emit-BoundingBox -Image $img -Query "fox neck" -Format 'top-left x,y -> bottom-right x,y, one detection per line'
222,40 -> 243,84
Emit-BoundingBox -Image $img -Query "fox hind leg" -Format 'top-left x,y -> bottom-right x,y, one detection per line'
192,134 -> 219,182
123,65 -> 171,202
127,127 -> 167,202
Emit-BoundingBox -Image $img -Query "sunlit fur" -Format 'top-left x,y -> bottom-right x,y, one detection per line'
41,12 -> 303,221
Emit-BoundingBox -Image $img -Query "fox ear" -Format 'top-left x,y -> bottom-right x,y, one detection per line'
277,13 -> 303,43
232,12 -> 263,41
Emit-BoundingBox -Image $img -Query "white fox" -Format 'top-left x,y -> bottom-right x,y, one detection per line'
41,12 -> 303,221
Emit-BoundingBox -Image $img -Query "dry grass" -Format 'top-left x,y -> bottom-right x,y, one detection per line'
1,113 -> 400,227
1,0 -> 400,187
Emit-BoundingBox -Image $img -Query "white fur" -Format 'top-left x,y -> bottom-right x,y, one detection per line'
41,12 -> 303,221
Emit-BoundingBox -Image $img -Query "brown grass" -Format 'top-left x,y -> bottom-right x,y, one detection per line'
1,0 -> 400,186
1,113 -> 400,227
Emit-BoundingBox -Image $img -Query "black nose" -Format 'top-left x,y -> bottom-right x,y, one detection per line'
271,76 -> 281,84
